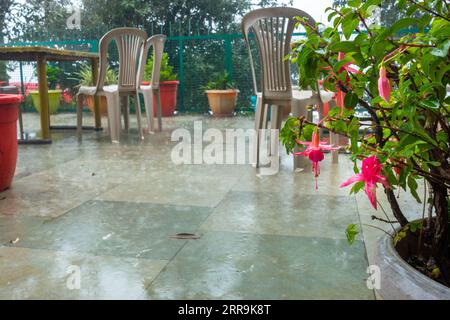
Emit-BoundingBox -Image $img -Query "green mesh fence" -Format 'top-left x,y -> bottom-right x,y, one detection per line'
1,31 -> 306,114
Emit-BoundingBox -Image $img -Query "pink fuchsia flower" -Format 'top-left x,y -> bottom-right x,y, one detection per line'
340,156 -> 390,210
324,52 -> 362,115
295,128 -> 340,189
378,66 -> 391,102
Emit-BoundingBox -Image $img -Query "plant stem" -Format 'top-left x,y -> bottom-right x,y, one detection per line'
386,188 -> 409,227
407,0 -> 450,21
361,223 -> 393,238
377,200 -> 398,235
429,177 -> 450,283
357,12 -> 373,37
417,178 -> 427,257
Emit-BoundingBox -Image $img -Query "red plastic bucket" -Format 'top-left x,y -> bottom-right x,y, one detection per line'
0,94 -> 22,191
142,81 -> 179,117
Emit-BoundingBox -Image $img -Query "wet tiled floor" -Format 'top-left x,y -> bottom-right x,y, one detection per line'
0,112 -> 391,299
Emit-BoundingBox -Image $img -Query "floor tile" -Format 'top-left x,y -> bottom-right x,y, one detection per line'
0,172 -> 117,218
8,200 -> 212,260
1,113 -> 376,299
0,214 -> 45,245
200,191 -> 360,240
0,246 -> 167,299
146,231 -> 374,300
97,174 -> 240,208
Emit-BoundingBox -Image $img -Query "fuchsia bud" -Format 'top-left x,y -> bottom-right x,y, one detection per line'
378,66 -> 391,102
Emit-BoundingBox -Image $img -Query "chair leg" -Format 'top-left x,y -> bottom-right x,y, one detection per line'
134,93 -> 143,139
253,96 -> 264,168
262,104 -> 269,129
105,93 -> 120,143
142,90 -> 155,132
331,132 -> 339,163
154,89 -> 162,132
269,105 -> 284,157
76,94 -> 83,136
121,95 -> 129,132
291,100 -> 308,171
253,95 -> 262,167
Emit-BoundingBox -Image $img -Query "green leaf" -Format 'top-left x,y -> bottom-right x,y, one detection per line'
407,175 -> 422,203
329,41 -> 359,53
348,0 -> 361,7
409,220 -> 422,233
393,230 -> 407,246
344,92 -> 359,108
342,12 -> 359,40
362,0 -> 383,10
327,11 -> 338,22
419,97 -> 440,109
386,18 -> 418,37
350,180 -> 365,194
431,39 -> 450,57
346,224 -> 359,245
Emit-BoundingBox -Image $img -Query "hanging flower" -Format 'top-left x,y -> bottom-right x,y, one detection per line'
295,128 -> 340,189
323,52 -> 362,114
378,66 -> 391,102
340,156 -> 390,209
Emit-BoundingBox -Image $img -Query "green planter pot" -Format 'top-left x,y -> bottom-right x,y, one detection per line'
30,90 -> 62,114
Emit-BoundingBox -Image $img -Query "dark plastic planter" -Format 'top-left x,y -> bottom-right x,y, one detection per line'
0,94 -> 22,191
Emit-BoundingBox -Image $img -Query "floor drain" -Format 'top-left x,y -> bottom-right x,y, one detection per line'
170,233 -> 200,240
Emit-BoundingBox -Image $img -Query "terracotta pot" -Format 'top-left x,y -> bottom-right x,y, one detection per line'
0,94 -> 22,191
142,80 -> 179,117
205,89 -> 238,117
29,89 -> 61,114
86,95 -> 108,116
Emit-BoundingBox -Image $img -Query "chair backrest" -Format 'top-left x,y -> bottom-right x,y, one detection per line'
241,7 -> 316,101
96,28 -> 147,91
136,34 -> 166,89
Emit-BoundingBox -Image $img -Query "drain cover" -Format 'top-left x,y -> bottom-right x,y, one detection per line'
170,233 -> 200,240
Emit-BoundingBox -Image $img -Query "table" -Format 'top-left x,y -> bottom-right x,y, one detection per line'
0,46 -> 100,143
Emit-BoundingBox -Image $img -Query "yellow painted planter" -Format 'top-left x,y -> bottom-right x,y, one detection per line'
205,89 -> 238,117
30,90 -> 62,114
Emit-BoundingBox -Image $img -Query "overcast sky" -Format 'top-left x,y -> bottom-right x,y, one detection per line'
292,0 -> 333,24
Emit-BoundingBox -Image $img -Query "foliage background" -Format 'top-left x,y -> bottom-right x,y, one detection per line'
0,0 -> 297,113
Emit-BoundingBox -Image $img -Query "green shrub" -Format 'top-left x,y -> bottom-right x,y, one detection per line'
72,63 -> 117,87
201,71 -> 236,90
144,52 -> 177,82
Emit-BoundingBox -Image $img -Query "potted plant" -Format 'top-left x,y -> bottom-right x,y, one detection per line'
73,63 -> 118,116
0,94 -> 22,191
30,65 -> 62,114
143,52 -> 179,117
280,0 -> 450,298
202,71 -> 239,117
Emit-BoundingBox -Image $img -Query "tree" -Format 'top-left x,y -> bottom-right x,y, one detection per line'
333,0 -> 404,27
79,0 -> 292,36
7,0 -> 72,41
0,0 -> 13,82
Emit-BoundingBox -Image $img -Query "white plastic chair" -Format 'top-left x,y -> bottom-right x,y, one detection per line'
77,27 -> 147,142
137,35 -> 166,132
242,7 -> 318,168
